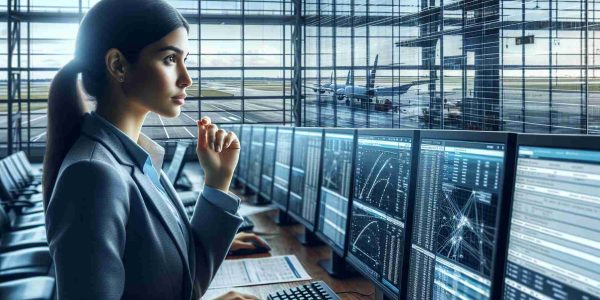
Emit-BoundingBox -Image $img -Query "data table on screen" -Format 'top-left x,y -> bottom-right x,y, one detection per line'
407,139 -> 507,300
503,146 -> 600,300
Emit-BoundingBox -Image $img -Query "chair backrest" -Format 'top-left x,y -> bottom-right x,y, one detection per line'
16,151 -> 35,176
0,161 -> 17,201
165,142 -> 190,184
0,204 -> 12,237
1,159 -> 26,190
6,155 -> 29,187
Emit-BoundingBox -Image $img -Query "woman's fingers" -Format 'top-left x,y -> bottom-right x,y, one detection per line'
200,116 -> 211,126
214,129 -> 226,152
206,124 -> 219,151
234,241 -> 256,250
215,291 -> 259,300
223,131 -> 236,149
196,116 -> 213,150
196,120 -> 207,149
249,235 -> 270,249
225,132 -> 241,150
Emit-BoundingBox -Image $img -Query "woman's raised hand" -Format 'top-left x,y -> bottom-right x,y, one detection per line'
196,117 -> 240,192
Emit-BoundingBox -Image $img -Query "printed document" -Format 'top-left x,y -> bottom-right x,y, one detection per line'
208,255 -> 311,289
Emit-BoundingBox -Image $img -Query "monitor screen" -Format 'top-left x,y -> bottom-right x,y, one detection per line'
317,130 -> 355,252
238,125 -> 253,183
503,146 -> 600,299
259,127 -> 278,200
288,129 -> 323,227
407,138 -> 507,300
166,142 -> 189,184
227,124 -> 241,179
348,133 -> 414,297
272,127 -> 293,209
246,126 -> 265,191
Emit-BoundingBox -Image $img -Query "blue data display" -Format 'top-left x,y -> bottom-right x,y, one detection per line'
318,132 -> 355,250
259,127 -> 278,200
503,146 -> 600,300
247,126 -> 265,190
407,139 -> 506,300
272,128 -> 293,208
348,135 -> 413,296
289,130 -> 323,225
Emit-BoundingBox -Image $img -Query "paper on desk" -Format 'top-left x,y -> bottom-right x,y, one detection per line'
238,202 -> 277,217
208,255 -> 311,289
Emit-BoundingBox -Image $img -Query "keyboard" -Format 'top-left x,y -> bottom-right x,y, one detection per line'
267,281 -> 339,300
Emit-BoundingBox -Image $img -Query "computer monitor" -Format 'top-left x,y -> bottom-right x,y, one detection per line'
246,126 -> 265,193
227,124 -> 242,182
502,134 -> 600,300
346,129 -> 420,300
237,124 -> 253,185
287,128 -> 324,230
272,127 -> 294,210
258,127 -> 278,203
406,131 -> 516,300
316,128 -> 356,255
165,141 -> 191,184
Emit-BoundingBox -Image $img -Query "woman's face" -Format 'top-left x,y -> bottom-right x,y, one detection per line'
123,27 -> 192,118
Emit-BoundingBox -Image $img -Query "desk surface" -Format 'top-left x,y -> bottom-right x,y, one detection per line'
181,164 -> 375,299
201,209 -> 376,299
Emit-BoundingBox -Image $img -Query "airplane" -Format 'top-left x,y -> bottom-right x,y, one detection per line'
337,54 -> 433,104
304,71 -> 350,94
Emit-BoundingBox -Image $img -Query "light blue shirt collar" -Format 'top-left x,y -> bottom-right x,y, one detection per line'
91,111 -> 164,174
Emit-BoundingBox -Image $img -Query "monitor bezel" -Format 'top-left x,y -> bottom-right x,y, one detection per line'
272,126 -> 295,211
259,126 -> 279,201
228,124 -> 242,180
499,133 -> 600,298
245,125 -> 266,193
409,130 -> 516,300
315,128 -> 357,257
165,141 -> 191,184
286,127 -> 324,231
237,124 -> 253,184
345,129 -> 420,300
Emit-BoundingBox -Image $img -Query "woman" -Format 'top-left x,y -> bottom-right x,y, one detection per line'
43,0 -> 260,299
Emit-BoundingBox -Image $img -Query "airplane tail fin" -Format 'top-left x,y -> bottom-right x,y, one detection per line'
345,70 -> 352,86
329,71 -> 333,85
368,54 -> 378,90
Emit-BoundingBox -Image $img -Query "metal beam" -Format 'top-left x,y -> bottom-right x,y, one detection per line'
292,0 -> 302,126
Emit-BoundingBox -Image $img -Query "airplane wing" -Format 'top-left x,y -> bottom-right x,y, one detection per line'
302,84 -> 334,93
372,84 -> 414,96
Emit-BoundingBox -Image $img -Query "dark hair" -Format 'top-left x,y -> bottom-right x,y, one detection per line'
43,0 -> 189,207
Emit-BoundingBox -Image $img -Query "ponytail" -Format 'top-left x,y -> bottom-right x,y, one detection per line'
42,60 -> 89,209
41,0 -> 189,209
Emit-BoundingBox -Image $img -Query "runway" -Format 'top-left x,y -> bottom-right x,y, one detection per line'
2,81 -> 599,147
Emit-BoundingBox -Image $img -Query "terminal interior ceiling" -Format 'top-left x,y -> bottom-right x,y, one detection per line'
0,0 -> 599,158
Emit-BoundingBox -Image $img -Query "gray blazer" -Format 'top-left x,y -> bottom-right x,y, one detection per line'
45,113 -> 243,299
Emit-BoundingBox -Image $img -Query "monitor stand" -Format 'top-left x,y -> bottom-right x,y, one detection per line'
318,251 -> 356,278
242,186 -> 256,196
273,209 -> 296,226
375,287 -> 393,300
295,228 -> 323,246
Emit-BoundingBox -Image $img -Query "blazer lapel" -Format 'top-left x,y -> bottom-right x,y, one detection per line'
131,168 -> 190,266
160,171 -> 198,299
159,171 -> 189,219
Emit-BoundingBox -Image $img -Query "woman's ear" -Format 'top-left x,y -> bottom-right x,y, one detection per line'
105,48 -> 128,83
